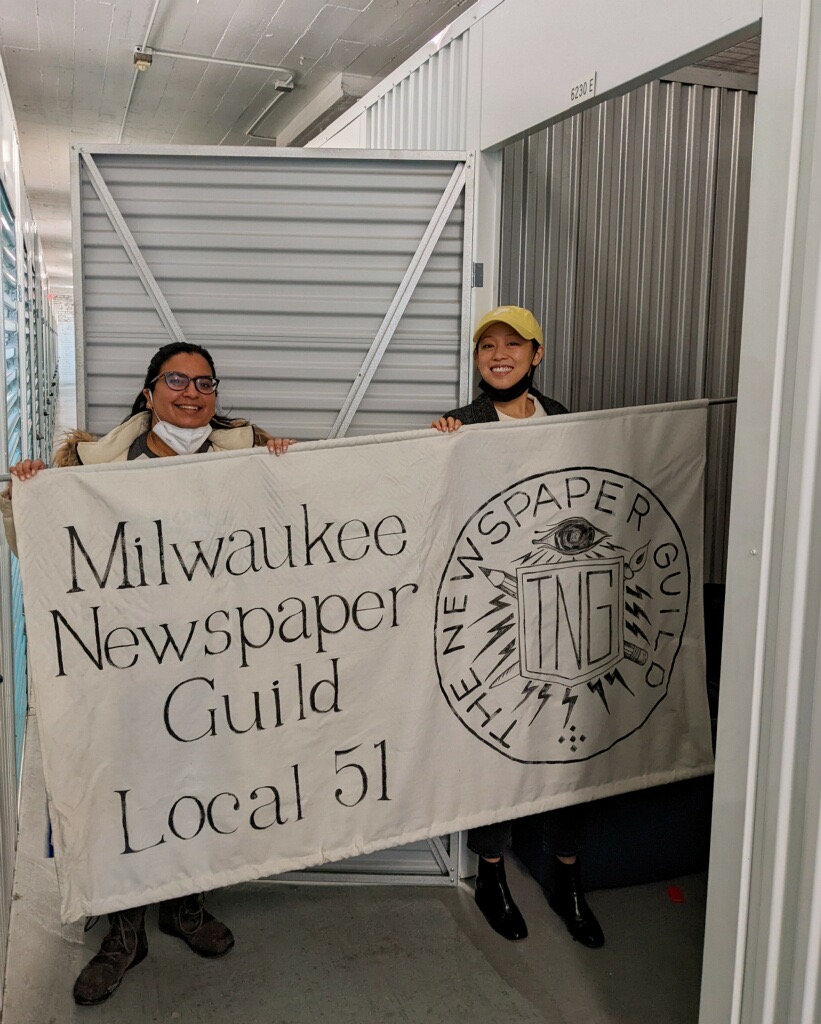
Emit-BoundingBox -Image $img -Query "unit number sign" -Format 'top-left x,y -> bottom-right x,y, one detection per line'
569,73 -> 597,105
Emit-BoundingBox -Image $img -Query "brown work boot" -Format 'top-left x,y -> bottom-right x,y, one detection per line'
73,906 -> 148,1006
158,893 -> 234,958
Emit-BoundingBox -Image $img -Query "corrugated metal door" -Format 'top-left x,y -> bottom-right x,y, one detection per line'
499,79 -> 755,582
0,181 -> 20,1013
72,146 -> 472,884
74,148 -> 472,441
23,249 -> 39,458
1,188 -> 26,781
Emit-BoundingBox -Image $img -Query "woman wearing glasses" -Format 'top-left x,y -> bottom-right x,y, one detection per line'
8,341 -> 295,479
2,341 -> 295,1005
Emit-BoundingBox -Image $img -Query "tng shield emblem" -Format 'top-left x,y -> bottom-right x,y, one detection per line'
516,558 -> 624,685
435,468 -> 693,762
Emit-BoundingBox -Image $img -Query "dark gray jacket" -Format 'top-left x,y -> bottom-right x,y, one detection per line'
443,386 -> 569,424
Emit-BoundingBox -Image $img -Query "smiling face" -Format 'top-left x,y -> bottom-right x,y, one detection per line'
144,351 -> 217,429
475,321 -> 543,389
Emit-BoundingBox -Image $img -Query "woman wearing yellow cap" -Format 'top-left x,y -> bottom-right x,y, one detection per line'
432,306 -> 604,950
432,305 -> 566,429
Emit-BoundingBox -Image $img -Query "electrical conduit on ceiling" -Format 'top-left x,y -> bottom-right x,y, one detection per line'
117,1 -> 294,144
117,0 -> 163,143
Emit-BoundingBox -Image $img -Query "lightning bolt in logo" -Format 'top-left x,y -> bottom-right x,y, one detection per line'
625,619 -> 651,645
604,667 -> 634,696
561,687 -> 578,728
473,613 -> 516,662
514,678 -> 539,711
514,680 -> 553,724
588,666 -> 635,711
486,639 -> 517,682
469,593 -> 511,626
529,683 -> 552,724
625,601 -> 651,624
587,678 -> 610,713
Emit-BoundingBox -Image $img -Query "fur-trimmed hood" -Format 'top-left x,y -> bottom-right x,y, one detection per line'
2,412 -> 274,555
53,412 -> 273,466
53,428 -> 98,467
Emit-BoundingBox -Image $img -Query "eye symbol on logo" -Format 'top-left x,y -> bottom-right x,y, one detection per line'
533,517 -> 609,555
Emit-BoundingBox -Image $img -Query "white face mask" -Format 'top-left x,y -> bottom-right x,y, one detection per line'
151,418 -> 213,455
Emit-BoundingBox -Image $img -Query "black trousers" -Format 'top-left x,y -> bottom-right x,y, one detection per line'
467,803 -> 585,860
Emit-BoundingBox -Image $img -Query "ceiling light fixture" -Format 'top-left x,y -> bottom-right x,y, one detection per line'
133,46 -> 153,71
274,74 -> 376,147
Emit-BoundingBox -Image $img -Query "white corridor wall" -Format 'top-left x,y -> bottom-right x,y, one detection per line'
0,49 -> 55,1020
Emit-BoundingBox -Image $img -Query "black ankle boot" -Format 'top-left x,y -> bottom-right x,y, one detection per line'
547,858 -> 604,948
474,857 -> 528,941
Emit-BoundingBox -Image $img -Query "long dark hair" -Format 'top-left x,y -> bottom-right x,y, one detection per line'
126,342 -> 237,429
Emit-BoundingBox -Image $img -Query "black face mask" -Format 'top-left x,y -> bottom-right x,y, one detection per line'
478,368 -> 534,403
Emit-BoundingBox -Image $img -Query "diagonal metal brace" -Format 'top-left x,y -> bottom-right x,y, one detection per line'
426,836 -> 453,876
328,162 -> 467,438
81,153 -> 188,346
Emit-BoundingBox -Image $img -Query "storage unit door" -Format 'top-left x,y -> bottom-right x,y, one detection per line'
74,148 -> 471,441
72,146 -> 472,883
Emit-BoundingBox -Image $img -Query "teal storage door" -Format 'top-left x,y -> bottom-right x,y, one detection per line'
1,185 -> 27,779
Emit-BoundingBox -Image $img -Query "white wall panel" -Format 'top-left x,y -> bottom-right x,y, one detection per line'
320,118 -> 365,148
365,33 -> 469,151
310,0 -> 506,150
480,0 -> 761,149
701,1 -> 821,1017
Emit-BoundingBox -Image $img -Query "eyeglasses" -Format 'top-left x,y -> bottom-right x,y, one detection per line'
151,371 -> 220,395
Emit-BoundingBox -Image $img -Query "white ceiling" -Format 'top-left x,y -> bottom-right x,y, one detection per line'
0,0 -> 479,292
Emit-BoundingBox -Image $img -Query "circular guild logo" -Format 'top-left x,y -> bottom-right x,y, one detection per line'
434,468 -> 691,763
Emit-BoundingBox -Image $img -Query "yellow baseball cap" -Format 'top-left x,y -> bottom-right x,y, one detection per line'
472,305 -> 544,347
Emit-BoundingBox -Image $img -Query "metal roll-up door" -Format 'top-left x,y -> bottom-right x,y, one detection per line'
1,189 -> 27,783
73,148 -> 473,441
498,79 -> 755,584
72,146 -> 474,884
0,181 -> 23,1011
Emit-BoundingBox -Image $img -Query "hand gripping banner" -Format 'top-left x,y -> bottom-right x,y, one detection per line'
14,405 -> 713,922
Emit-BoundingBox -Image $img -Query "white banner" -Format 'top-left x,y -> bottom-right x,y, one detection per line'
15,406 -> 712,923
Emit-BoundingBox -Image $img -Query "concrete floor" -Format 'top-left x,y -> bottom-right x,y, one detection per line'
2,718 -> 707,1024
